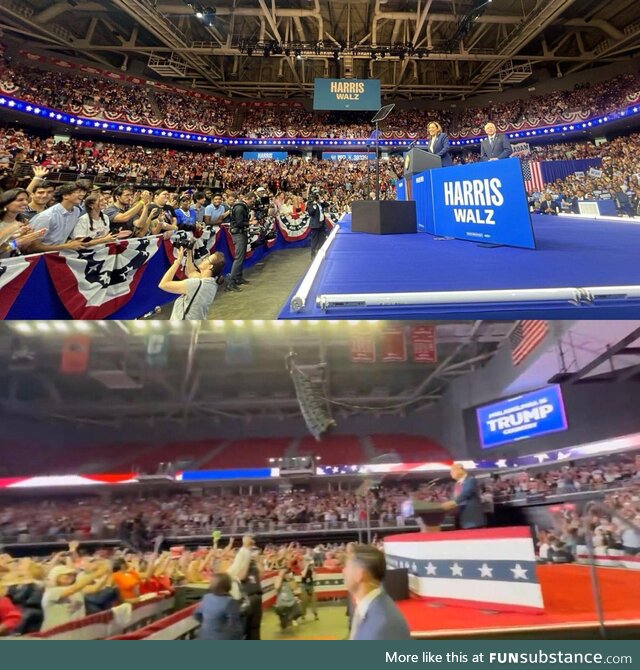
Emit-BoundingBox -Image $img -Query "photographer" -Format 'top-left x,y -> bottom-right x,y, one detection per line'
306,186 -> 328,259
159,247 -> 225,320
226,190 -> 256,292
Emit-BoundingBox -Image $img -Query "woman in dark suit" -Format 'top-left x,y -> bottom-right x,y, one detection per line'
194,573 -> 244,640
426,121 -> 452,167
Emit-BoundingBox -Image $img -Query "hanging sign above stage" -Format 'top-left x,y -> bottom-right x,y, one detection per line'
430,159 -> 536,249
313,78 -> 381,111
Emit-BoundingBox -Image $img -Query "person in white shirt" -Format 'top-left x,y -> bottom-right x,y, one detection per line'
70,192 -> 117,246
41,563 -> 109,631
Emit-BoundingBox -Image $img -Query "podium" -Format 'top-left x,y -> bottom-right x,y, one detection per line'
404,148 -> 442,200
410,500 -> 455,530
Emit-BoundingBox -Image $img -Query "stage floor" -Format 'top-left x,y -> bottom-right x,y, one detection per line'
279,214 -> 640,319
402,564 -> 640,639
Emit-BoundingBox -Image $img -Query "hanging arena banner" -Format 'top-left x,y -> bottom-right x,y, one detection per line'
313,78 -> 381,111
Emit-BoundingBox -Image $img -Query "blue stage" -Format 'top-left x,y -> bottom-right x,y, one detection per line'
279,214 -> 640,320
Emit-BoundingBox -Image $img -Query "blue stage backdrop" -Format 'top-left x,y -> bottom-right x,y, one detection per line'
476,385 -> 569,449
540,158 -> 601,183
313,78 -> 381,111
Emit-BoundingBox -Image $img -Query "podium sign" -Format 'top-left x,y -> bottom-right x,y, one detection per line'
402,159 -> 535,249
430,159 -> 536,248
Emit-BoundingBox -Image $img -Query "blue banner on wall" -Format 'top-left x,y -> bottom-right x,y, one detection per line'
242,151 -> 288,160
429,159 -> 535,249
476,385 -> 568,449
322,152 -> 375,161
313,78 -> 381,111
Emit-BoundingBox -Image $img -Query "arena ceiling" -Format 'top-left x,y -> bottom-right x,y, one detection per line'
1,0 -> 640,100
0,320 -> 514,426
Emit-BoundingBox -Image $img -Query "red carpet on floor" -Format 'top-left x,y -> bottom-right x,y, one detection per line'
399,564 -> 640,635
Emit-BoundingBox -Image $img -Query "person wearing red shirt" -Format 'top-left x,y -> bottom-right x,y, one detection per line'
0,588 -> 22,636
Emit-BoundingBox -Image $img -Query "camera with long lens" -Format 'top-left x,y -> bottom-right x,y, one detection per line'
172,230 -> 196,251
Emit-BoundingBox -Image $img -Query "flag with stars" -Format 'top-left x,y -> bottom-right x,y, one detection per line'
0,254 -> 40,319
44,237 -> 161,319
384,526 -> 543,613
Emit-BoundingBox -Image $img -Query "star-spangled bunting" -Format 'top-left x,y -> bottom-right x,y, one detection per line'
385,555 -> 537,583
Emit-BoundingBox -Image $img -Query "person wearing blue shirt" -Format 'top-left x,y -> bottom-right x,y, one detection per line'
204,193 -> 229,227
175,195 -> 197,231
28,183 -> 89,253
193,573 -> 243,640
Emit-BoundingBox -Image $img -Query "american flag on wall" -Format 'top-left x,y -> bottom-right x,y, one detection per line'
510,320 -> 549,366
521,160 -> 544,193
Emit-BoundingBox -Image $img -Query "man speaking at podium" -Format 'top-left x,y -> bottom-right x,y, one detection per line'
441,463 -> 487,529
480,122 -> 513,162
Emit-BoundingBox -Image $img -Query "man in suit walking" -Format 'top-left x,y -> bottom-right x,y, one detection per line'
480,122 -> 513,162
344,544 -> 411,640
442,463 -> 487,529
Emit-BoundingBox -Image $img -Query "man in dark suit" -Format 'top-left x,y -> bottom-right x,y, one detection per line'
442,463 -> 487,529
344,545 -> 411,640
480,122 -> 513,162
306,187 -> 327,259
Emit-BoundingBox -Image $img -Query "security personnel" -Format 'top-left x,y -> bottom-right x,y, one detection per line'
306,187 -> 327,259
226,190 -> 256,291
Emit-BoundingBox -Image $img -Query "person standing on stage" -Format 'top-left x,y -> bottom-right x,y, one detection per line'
343,545 -> 411,640
442,463 -> 487,529
426,121 -> 452,167
480,122 -> 513,162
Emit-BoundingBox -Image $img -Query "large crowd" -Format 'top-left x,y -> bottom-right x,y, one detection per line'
455,73 -> 640,136
0,452 -> 638,637
1,452 -> 638,545
1,58 -> 639,140
525,132 -> 640,215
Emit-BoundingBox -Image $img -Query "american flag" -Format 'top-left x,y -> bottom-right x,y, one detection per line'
510,320 -> 549,366
521,160 -> 544,193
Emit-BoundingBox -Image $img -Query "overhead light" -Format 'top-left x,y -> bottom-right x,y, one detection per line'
53,322 -> 69,333
196,11 -> 203,18
75,322 -> 90,332
15,323 -> 32,334
36,322 -> 51,333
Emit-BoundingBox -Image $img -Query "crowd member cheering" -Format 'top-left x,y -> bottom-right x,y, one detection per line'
0,188 -> 46,257
70,191 -> 117,245
41,562 -> 110,631
27,183 -> 89,253
104,185 -> 151,236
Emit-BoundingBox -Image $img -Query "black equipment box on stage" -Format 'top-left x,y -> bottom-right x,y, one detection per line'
383,568 -> 410,601
351,200 -> 417,235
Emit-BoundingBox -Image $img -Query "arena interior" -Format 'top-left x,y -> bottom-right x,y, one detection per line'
0,0 -> 640,644
0,319 -> 639,640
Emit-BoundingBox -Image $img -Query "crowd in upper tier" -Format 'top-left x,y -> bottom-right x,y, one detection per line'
1,56 -> 639,138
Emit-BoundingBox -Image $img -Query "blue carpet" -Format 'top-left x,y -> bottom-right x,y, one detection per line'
279,214 -> 640,319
